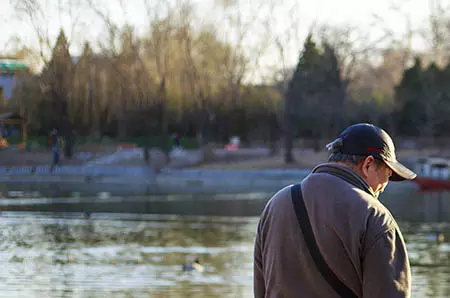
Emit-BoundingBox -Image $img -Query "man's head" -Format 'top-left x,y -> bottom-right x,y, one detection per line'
327,123 -> 416,197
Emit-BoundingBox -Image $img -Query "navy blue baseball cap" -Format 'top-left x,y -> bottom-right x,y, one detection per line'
326,123 -> 417,181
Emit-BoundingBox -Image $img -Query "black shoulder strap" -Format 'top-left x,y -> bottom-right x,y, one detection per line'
291,184 -> 358,298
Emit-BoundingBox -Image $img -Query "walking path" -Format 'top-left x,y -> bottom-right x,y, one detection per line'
84,148 -> 143,166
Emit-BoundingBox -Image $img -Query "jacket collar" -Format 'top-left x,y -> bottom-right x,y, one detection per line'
312,163 -> 375,197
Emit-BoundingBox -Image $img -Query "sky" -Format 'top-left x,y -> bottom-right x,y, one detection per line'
0,0 -> 444,79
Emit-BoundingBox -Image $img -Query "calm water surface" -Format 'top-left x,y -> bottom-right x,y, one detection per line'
0,210 -> 449,297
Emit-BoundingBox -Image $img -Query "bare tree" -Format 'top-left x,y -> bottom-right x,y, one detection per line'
425,0 -> 450,66
257,0 -> 302,162
11,0 -> 87,65
141,0 -> 177,159
87,0 -> 153,138
216,0 -> 276,105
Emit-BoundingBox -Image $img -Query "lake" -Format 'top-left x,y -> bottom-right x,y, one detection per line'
0,202 -> 449,297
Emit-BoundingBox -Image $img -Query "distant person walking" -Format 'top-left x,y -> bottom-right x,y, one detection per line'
254,123 -> 416,298
172,133 -> 182,150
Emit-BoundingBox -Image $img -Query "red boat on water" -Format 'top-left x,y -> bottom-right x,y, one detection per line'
412,158 -> 450,191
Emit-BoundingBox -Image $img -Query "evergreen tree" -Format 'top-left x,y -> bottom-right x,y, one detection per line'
40,29 -> 75,157
284,35 -> 346,162
436,64 -> 450,134
394,58 -> 426,136
422,62 -> 441,138
318,43 -> 346,138
284,34 -> 322,163
73,42 -> 95,134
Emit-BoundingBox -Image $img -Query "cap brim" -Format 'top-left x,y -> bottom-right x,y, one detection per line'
384,159 -> 417,181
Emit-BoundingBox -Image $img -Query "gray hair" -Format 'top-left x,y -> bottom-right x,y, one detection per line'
328,152 -> 367,165
328,152 -> 385,167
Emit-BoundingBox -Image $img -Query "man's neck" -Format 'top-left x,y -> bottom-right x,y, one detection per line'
329,161 -> 378,199
330,161 -> 361,176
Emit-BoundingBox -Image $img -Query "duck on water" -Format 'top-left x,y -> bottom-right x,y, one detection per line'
182,257 -> 204,272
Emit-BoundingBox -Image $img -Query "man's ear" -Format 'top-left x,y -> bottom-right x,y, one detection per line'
361,156 -> 375,178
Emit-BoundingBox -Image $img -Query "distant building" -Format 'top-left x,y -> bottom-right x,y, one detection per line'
0,59 -> 27,100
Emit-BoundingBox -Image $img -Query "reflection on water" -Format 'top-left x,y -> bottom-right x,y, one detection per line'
403,222 -> 450,298
0,213 -> 255,297
0,212 -> 447,297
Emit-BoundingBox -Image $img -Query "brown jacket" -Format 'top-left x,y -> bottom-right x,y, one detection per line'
254,163 -> 411,298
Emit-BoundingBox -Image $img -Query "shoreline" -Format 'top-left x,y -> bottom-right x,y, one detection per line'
0,166 -> 313,195
0,165 -> 419,197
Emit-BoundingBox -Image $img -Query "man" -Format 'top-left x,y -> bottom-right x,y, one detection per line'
254,123 -> 416,298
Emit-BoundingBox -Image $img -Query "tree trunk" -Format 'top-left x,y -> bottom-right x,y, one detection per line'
88,69 -> 95,135
284,131 -> 294,163
117,87 -> 127,139
159,76 -> 170,164
268,112 -> 279,156
61,99 -> 73,159
283,95 -> 295,164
